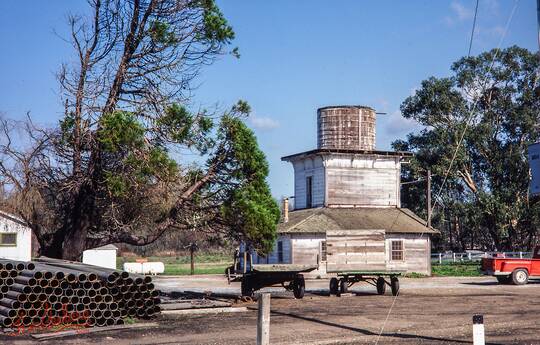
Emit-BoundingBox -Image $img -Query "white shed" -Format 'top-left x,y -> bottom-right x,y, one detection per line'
0,210 -> 32,262
82,244 -> 118,269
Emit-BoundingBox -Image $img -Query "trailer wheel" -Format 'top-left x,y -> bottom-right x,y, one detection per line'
496,275 -> 511,284
329,278 -> 339,295
241,279 -> 254,297
376,277 -> 386,295
339,279 -> 348,294
511,269 -> 529,285
390,277 -> 400,296
293,275 -> 305,299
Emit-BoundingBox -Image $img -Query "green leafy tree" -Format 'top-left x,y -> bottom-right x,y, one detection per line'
0,0 -> 279,259
393,46 -> 540,251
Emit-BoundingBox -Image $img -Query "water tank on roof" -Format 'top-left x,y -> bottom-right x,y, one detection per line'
317,105 -> 376,151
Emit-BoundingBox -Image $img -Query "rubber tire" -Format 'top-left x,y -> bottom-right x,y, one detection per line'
293,275 -> 305,299
329,277 -> 339,295
496,275 -> 511,284
511,269 -> 529,285
376,277 -> 386,295
339,279 -> 348,294
390,277 -> 400,296
241,279 -> 254,297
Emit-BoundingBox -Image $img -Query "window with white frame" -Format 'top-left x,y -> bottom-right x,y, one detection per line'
390,240 -> 404,261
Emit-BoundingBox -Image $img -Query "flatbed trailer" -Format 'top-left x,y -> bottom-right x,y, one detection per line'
226,249 -> 317,298
327,270 -> 403,296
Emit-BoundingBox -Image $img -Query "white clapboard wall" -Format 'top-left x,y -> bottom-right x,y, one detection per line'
326,229 -> 387,273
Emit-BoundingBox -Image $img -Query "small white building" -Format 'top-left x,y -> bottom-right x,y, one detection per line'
0,210 -> 32,262
82,244 -> 118,269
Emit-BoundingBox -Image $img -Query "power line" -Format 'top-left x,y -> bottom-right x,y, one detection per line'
468,0 -> 480,57
376,4 -> 520,343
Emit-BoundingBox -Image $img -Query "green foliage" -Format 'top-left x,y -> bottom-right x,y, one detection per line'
98,111 -> 145,152
157,104 -> 214,152
149,20 -> 177,45
395,46 -> 540,251
198,0 -> 235,43
217,114 -> 280,253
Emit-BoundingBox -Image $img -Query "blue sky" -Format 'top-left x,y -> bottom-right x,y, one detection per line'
0,0 -> 538,200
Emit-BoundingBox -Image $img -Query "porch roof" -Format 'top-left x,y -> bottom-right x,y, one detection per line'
278,207 -> 439,235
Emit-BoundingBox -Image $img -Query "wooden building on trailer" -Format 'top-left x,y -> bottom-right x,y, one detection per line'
255,105 -> 438,276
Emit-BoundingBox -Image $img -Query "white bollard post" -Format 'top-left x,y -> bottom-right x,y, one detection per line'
472,315 -> 485,345
519,252 -> 523,259
468,253 -> 472,261
439,253 -> 442,264
453,253 -> 456,263
257,293 -> 271,345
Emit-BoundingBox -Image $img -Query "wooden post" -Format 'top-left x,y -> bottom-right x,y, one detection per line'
257,293 -> 271,345
190,244 -> 195,275
243,251 -> 247,274
426,169 -> 432,228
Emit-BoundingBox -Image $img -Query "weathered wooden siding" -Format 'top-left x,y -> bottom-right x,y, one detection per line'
385,233 -> 431,275
292,156 -> 325,209
290,234 -> 327,276
317,106 -> 376,151
326,229 -> 387,272
325,156 -> 400,207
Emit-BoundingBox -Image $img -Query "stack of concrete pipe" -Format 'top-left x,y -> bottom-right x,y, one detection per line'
0,258 -> 160,328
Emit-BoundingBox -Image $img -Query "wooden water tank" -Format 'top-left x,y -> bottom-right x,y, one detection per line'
317,105 -> 376,150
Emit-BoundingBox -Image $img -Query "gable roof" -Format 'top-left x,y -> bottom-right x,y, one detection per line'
278,207 -> 438,234
0,210 -> 28,227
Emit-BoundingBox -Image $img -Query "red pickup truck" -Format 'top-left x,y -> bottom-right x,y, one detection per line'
481,247 -> 540,285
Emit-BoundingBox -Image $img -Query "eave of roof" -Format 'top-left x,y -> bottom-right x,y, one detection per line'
281,148 -> 413,162
278,207 -> 439,235
0,210 -> 28,227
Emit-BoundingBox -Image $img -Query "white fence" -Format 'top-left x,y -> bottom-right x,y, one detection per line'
431,251 -> 532,264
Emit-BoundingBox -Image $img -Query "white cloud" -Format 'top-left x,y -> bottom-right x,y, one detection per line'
384,111 -> 424,136
444,0 -> 474,26
451,1 -> 474,21
249,114 -> 280,130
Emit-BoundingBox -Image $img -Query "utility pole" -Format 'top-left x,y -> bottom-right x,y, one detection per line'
537,0 -> 540,65
426,169 -> 432,228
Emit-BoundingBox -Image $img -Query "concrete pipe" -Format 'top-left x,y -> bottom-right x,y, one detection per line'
0,298 -> 20,309
6,291 -> 27,302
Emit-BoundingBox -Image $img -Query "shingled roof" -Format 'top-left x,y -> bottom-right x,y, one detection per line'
278,207 -> 438,234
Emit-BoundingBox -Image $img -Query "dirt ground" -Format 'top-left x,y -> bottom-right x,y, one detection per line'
2,275 -> 540,344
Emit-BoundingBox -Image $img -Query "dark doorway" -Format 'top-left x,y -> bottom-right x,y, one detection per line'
306,176 -> 313,208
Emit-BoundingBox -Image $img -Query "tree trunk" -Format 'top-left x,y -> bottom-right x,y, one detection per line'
61,184 -> 95,260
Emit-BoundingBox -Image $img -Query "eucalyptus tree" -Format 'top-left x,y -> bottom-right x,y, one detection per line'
394,46 -> 540,250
